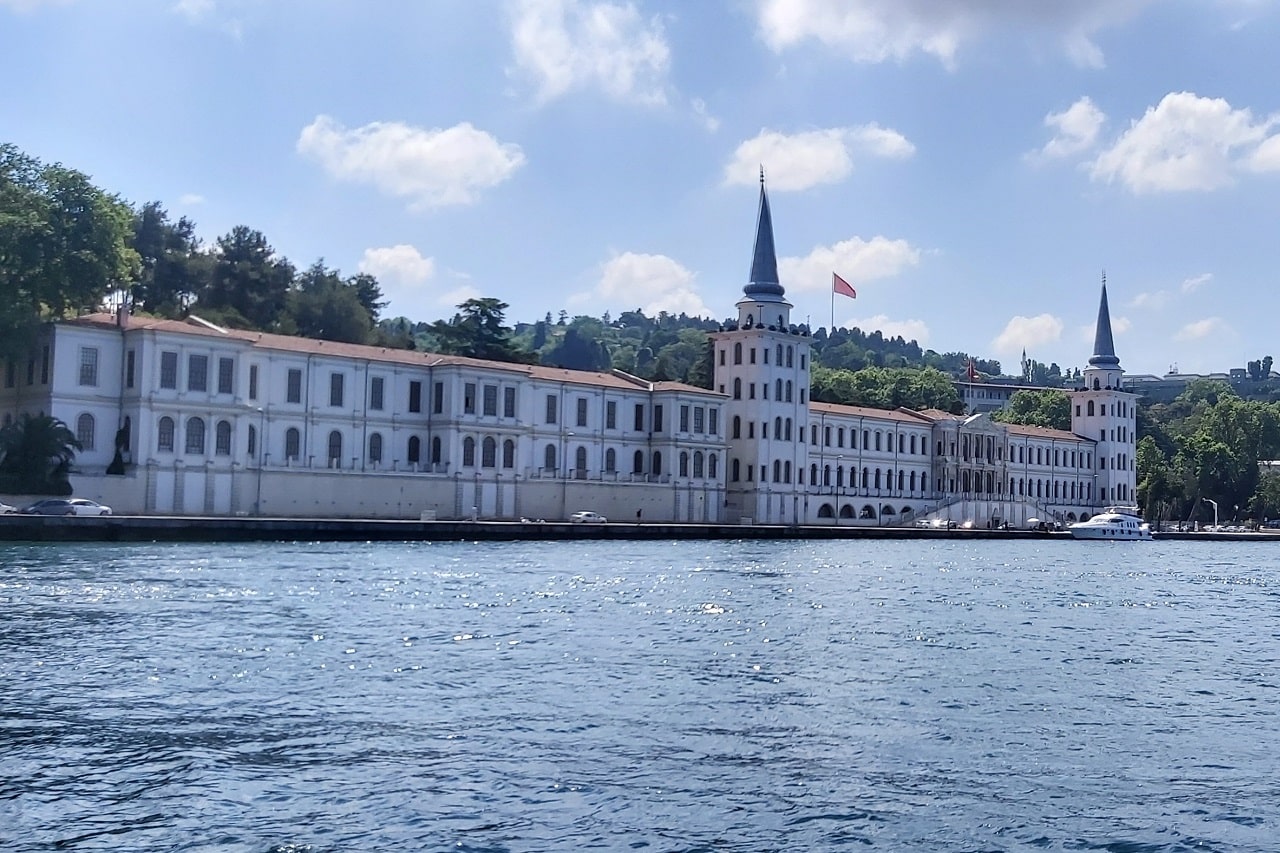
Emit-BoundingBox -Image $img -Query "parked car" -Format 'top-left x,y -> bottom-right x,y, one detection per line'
21,498 -> 113,516
0,502 -> 16,514
568,510 -> 608,524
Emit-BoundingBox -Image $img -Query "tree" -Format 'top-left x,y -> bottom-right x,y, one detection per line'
428,298 -> 534,363
198,226 -> 295,329
0,413 -> 80,495
130,201 -> 207,315
0,145 -> 139,357
993,389 -> 1072,430
283,261 -> 375,344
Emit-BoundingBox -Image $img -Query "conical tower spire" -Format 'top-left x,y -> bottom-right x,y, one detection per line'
744,167 -> 784,300
1088,272 -> 1120,368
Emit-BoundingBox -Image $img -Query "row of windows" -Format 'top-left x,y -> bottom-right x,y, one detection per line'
811,464 -> 930,493
722,341 -> 806,370
2,346 -> 51,388
728,377 -> 802,404
1078,398 -> 1133,419
732,415 -> 796,442
810,424 -> 929,455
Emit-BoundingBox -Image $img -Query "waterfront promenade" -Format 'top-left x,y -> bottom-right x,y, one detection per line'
0,514 -> 1272,543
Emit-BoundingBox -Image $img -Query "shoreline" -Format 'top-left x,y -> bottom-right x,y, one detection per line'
0,515 -> 1272,543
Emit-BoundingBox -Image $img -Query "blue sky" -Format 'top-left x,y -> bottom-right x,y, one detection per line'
4,0 -> 1279,377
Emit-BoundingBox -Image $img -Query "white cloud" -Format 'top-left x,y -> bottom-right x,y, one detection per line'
297,115 -> 525,209
754,0 -> 1149,68
577,252 -> 712,317
439,284 -> 483,308
509,0 -> 670,104
844,314 -> 930,345
1030,96 -> 1105,161
692,98 -> 720,133
1181,272 -> 1212,293
992,313 -> 1064,354
358,244 -> 446,321
1175,317 -> 1228,341
172,0 -> 213,20
178,193 -> 205,206
725,126 -> 913,191
777,235 -> 921,293
1090,92 -> 1280,193
1111,316 -> 1131,335
1130,290 -> 1170,310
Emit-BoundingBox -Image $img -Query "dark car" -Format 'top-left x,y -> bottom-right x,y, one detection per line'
21,498 -> 113,516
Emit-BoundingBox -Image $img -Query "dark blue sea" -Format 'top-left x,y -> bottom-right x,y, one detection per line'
1,538 -> 1277,851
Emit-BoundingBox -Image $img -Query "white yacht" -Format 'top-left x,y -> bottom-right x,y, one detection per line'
1067,507 -> 1152,540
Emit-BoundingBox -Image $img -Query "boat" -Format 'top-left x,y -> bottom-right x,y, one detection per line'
1067,506 -> 1152,540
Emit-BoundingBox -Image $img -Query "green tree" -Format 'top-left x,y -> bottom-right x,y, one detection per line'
0,413 -> 80,494
993,389 -> 1072,430
198,226 -> 295,329
283,260 -> 375,344
130,201 -> 207,315
0,145 -> 138,356
428,298 -> 534,363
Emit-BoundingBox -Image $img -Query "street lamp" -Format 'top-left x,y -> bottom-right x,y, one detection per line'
1204,498 -> 1219,531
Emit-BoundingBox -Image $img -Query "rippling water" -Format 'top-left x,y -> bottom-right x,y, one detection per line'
2,538 -> 1278,851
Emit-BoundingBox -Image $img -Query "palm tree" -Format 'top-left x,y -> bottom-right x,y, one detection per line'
0,413 -> 81,494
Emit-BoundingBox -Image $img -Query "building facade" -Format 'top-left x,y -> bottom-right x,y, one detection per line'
0,181 -> 1135,525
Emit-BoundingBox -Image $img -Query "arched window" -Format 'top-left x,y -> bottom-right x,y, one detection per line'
708,453 -> 718,479
327,430 -> 342,466
575,445 -> 587,471
408,435 -> 421,464
773,459 -> 782,482
679,452 -> 689,477
733,378 -> 742,399
1087,400 -> 1095,416
875,468 -> 882,489
811,463 -> 819,484
731,458 -> 740,481
776,343 -> 783,363
369,432 -> 383,464
823,465 -> 831,487
633,450 -> 644,474
652,451 -> 662,475
158,416 -> 175,452
75,413 -> 95,450
784,460 -> 791,483
786,380 -> 792,402
215,420 -> 232,455
787,346 -> 794,368
185,417 -> 206,455
774,416 -> 782,438
733,342 -> 742,364
482,436 -> 497,468
285,427 -> 300,461
785,418 -> 792,441
693,451 -> 704,478
503,439 -> 515,468
861,467 -> 869,489
431,436 -> 442,464
605,448 -> 616,472
775,378 -> 783,400
875,431 -> 882,451
910,470 -> 917,491
544,443 -> 557,470
247,423 -> 257,458
898,469 -> 905,490
462,436 -> 476,467
732,415 -> 741,439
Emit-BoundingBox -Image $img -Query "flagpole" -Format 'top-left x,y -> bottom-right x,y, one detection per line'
830,275 -> 835,333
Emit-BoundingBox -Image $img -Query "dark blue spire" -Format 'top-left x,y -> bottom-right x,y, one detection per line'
1088,274 -> 1120,368
745,168 -> 784,300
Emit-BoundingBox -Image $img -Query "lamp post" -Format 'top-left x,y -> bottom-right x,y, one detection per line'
1204,498 -> 1218,531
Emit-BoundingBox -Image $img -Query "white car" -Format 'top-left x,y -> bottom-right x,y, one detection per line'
21,498 -> 113,516
568,511 -> 607,524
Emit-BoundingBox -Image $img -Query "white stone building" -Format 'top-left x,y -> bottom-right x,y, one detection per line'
0,180 -> 1135,525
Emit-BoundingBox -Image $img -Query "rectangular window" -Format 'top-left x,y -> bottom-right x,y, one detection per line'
188,354 -> 208,392
370,376 -> 385,410
329,372 -> 344,407
464,382 -> 476,414
217,357 -> 234,394
708,408 -> 718,435
634,403 -> 644,431
693,407 -> 705,433
483,384 -> 498,417
433,381 -> 444,414
40,346 -> 49,384
750,348 -> 756,364
680,405 -> 690,432
125,350 -> 135,389
78,347 -> 99,386
160,351 -> 178,389
409,380 -> 422,413
248,365 -> 258,401
503,387 -> 516,418
545,394 -> 558,424
576,397 -> 588,427
287,368 -> 302,403
654,404 -> 663,432
606,401 -> 617,430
